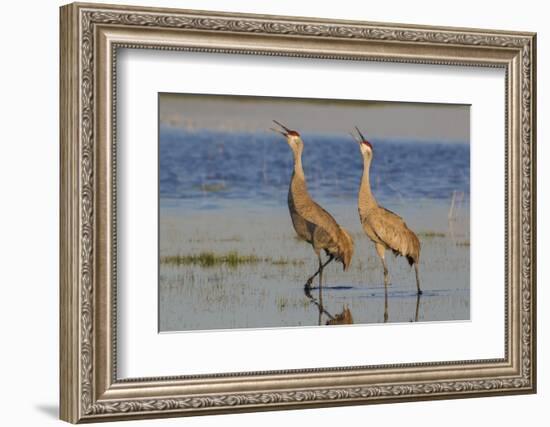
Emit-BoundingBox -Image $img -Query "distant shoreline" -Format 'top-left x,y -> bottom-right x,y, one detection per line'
159,122 -> 469,145
159,93 -> 470,143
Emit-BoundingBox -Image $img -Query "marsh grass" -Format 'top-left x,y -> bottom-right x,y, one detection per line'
271,258 -> 305,266
162,251 -> 259,267
161,251 -> 305,268
276,296 -> 289,311
417,231 -> 446,238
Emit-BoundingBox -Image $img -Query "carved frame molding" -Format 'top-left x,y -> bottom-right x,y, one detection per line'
60,2 -> 536,423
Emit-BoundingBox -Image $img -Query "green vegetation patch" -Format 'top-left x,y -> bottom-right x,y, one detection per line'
162,251 -> 260,267
271,258 -> 305,266
417,231 -> 446,238
161,251 -> 306,268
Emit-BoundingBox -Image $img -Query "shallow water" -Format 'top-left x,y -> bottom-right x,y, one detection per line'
159,127 -> 470,332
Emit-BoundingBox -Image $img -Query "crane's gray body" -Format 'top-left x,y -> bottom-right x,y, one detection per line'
272,121 -> 354,324
358,199 -> 420,267
357,141 -> 422,294
287,145 -> 353,270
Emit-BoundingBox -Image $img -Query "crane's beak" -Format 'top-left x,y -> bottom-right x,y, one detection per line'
273,120 -> 291,132
271,120 -> 290,137
270,127 -> 286,136
349,132 -> 361,145
355,126 -> 367,142
353,126 -> 374,151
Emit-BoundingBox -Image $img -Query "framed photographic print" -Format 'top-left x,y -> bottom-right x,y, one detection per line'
60,2 -> 537,423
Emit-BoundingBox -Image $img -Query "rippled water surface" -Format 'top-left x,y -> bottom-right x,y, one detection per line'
160,126 -> 469,206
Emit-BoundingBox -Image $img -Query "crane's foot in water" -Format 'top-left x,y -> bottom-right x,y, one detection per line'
304,279 -> 313,298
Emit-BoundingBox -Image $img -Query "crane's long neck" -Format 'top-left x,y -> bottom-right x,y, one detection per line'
289,144 -> 310,200
292,147 -> 305,180
358,155 -> 378,214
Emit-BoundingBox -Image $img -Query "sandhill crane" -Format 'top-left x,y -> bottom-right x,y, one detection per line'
272,121 -> 354,322
350,127 -> 422,295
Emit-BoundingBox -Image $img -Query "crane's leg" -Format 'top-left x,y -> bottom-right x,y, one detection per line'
303,254 -> 336,323
304,255 -> 334,296
375,243 -> 390,287
318,254 -> 324,325
414,292 -> 421,322
414,262 -> 422,295
383,285 -> 389,323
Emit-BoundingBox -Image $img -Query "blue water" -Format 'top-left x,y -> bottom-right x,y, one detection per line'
159,126 -> 469,208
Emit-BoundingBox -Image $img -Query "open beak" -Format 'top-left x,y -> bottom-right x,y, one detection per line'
350,126 -> 371,146
355,126 -> 367,142
349,131 -> 361,145
271,120 -> 290,137
353,126 -> 373,150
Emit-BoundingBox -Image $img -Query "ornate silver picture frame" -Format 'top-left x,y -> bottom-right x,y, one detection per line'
60,2 -> 536,423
